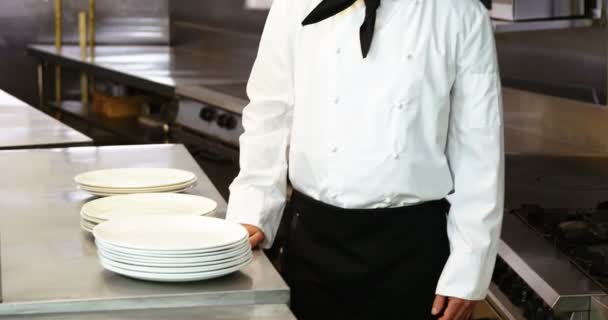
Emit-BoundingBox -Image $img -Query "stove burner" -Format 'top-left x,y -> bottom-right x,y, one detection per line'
556,220 -> 594,245
575,244 -> 608,277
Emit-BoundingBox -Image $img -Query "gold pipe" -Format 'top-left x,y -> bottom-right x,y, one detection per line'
54,65 -> 61,105
88,0 -> 96,56
54,0 -> 62,51
79,11 -> 89,104
79,12 -> 87,60
88,0 -> 96,88
37,64 -> 44,109
54,0 -> 62,104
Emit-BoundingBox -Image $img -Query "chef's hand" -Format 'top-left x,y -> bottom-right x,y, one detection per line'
242,224 -> 265,248
432,295 -> 477,320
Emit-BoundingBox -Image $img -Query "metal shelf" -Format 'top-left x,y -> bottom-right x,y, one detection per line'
48,100 -> 168,144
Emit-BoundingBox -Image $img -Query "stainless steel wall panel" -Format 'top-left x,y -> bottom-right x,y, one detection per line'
170,0 -> 268,45
0,0 -> 169,105
492,0 -> 587,21
34,0 -> 169,45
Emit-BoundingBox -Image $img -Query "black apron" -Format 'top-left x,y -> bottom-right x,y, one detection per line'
283,190 -> 450,320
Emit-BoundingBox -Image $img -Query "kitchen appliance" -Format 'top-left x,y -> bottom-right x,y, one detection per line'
490,204 -> 608,319
491,0 -> 586,21
173,89 -> 245,200
176,98 -> 244,148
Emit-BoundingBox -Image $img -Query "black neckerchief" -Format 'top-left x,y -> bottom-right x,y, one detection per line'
302,0 -> 381,58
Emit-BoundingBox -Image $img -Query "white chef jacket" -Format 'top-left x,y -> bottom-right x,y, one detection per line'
226,0 -> 504,300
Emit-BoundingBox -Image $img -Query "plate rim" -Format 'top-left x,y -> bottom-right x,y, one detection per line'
75,168 -> 197,189
98,250 -> 252,273
97,241 -> 251,263
99,256 -> 253,282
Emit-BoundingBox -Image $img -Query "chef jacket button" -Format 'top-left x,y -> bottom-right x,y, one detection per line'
336,48 -> 342,54
407,53 -> 414,60
393,153 -> 400,160
331,147 -> 338,153
333,97 -> 340,104
397,102 -> 405,109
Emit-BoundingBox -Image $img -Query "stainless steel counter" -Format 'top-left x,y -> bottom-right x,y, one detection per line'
0,89 -> 91,149
0,304 -> 295,320
28,45 -> 252,98
0,144 -> 289,315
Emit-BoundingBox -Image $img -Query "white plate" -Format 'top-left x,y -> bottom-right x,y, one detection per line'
81,219 -> 97,228
77,177 -> 198,190
77,179 -> 198,194
98,250 -> 252,273
95,234 -> 249,256
93,216 -> 249,251
78,177 -> 197,192
81,212 -> 104,224
82,208 -> 217,224
98,242 -> 251,265
80,220 -> 95,232
75,168 -> 197,189
99,256 -> 253,282
81,193 -> 217,222
83,188 -> 191,197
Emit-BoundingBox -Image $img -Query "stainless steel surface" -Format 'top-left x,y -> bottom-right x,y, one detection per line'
504,126 -> 588,155
500,153 -> 608,318
498,213 -> 606,313
170,0 -> 267,38
492,18 -> 594,32
0,89 -> 91,149
177,98 -> 244,147
486,284 -> 526,320
0,0 -> 168,106
593,296 -> 608,320
38,0 -> 169,45
505,154 -> 608,209
491,0 -> 586,21
28,44 -> 253,98
497,28 -> 606,105
177,83 -> 248,115
0,144 -> 289,315
0,305 -> 296,320
503,88 -> 608,155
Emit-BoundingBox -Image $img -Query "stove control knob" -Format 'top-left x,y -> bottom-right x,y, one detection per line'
199,107 -> 217,122
217,114 -> 237,130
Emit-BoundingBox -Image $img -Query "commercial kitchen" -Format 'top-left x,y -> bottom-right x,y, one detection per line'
0,0 -> 607,319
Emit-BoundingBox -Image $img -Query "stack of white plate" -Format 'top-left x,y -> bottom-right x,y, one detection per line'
94,215 -> 252,282
80,193 -> 218,233
75,168 -> 197,196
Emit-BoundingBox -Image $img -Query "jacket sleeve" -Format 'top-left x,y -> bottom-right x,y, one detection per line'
436,3 -> 505,300
225,0 -> 295,249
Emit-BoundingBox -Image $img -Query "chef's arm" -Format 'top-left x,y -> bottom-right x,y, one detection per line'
225,0 -> 295,249
436,4 -> 505,300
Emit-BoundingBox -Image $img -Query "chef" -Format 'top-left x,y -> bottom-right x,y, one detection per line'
226,0 -> 504,319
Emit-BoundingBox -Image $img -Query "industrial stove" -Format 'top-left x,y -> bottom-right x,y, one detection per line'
516,204 -> 608,293
490,203 -> 608,319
